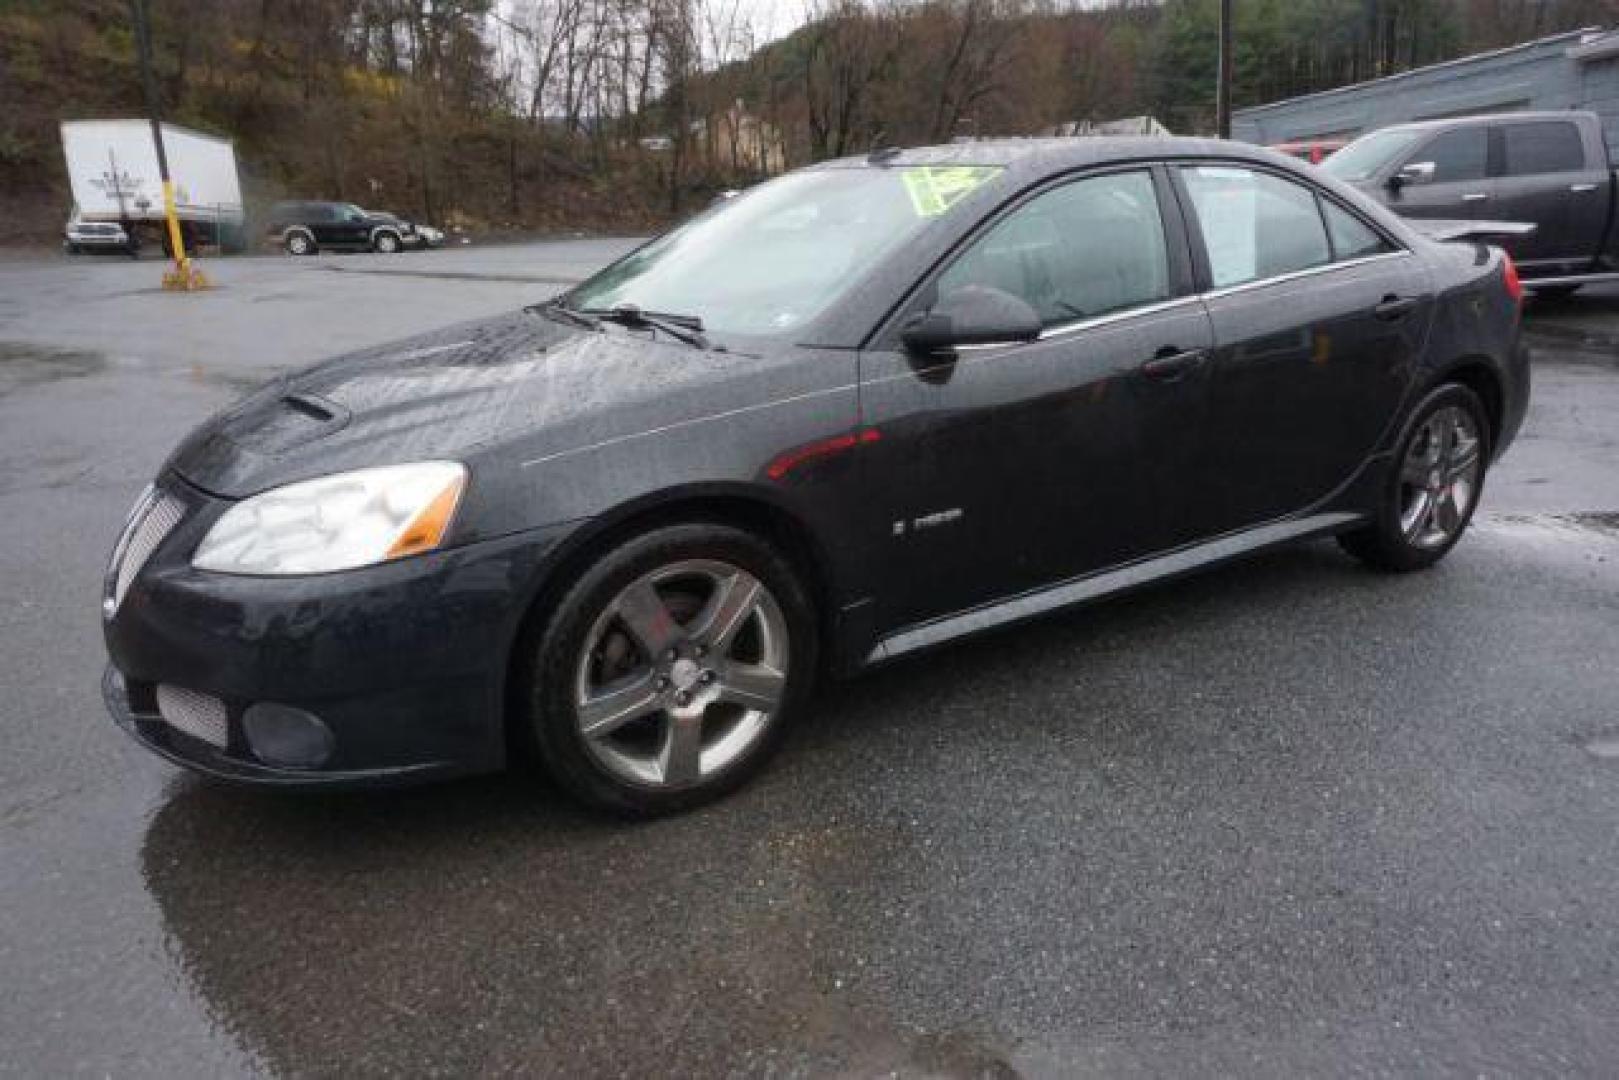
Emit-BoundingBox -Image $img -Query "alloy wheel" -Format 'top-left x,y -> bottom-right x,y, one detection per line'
573,559 -> 789,788
1398,404 -> 1482,550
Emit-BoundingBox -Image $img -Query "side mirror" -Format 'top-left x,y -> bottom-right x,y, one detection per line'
1389,161 -> 1436,190
902,285 -> 1042,354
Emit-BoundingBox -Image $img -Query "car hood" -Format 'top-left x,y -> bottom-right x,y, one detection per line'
166,311 -> 801,500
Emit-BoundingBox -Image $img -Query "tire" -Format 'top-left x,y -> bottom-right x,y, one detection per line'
1529,284 -> 1580,301
373,230 -> 401,254
284,230 -> 316,256
1338,382 -> 1491,572
65,243 -> 80,255
521,522 -> 817,816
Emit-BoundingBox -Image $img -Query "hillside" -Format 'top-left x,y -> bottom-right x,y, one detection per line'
2,0 -> 1613,244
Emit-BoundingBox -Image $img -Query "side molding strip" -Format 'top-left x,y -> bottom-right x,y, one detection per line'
868,511 -> 1364,663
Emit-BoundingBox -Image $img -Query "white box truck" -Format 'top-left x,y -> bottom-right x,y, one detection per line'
60,120 -> 246,255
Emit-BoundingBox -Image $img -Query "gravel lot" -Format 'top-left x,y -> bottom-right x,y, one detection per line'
2,245 -> 1617,1076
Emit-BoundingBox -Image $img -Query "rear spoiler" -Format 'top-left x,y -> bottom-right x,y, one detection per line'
1406,219 -> 1537,244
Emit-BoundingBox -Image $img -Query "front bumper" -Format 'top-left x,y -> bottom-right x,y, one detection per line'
102,478 -> 573,789
103,665 -> 461,787
66,233 -> 130,248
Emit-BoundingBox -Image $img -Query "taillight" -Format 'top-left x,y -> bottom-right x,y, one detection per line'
1502,252 -> 1524,304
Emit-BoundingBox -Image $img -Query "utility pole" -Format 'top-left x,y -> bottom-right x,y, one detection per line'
130,0 -> 207,289
1216,0 -> 1234,139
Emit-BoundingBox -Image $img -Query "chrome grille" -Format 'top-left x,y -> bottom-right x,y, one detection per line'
112,491 -> 186,611
156,685 -> 229,748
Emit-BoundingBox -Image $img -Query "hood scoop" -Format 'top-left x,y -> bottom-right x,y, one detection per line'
220,391 -> 352,454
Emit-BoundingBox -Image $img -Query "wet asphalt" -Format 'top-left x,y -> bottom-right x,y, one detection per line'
1,247 -> 1617,1077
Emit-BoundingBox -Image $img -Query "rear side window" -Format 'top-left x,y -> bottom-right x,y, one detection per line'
1414,128 -> 1488,183
937,169 -> 1171,326
1179,166 -> 1330,287
1322,201 -> 1395,261
1500,122 -> 1585,176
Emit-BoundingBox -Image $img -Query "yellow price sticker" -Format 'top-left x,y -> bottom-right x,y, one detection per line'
901,166 -> 1001,217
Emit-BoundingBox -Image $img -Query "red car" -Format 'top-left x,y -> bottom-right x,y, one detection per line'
1271,138 -> 1351,165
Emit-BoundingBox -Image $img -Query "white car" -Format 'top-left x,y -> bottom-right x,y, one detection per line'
64,213 -> 132,255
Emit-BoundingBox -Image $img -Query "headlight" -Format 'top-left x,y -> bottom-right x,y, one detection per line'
192,462 -> 467,575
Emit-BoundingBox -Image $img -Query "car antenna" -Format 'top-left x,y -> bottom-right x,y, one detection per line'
867,133 -> 901,165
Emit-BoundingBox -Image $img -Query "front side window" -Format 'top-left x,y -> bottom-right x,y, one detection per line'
936,170 -> 1171,326
1413,128 -> 1488,183
1500,122 -> 1585,176
1180,166 -> 1330,288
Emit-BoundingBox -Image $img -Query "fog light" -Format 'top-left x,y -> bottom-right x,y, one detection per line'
243,703 -> 334,769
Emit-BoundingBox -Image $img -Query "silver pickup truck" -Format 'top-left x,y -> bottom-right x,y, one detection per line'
1324,110 -> 1619,297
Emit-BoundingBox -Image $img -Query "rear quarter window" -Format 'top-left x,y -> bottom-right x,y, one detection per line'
1500,122 -> 1586,176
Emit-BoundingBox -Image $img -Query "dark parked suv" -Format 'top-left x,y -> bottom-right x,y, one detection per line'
265,200 -> 427,255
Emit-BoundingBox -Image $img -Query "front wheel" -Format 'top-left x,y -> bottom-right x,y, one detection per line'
523,523 -> 817,816
1339,383 -> 1490,572
372,230 -> 401,254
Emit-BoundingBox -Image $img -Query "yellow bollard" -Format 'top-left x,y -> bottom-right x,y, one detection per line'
159,178 -> 211,291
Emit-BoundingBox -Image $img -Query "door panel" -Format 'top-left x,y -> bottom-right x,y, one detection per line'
310,205 -> 342,246
1198,255 -> 1432,532
1489,120 -> 1608,267
856,166 -> 1216,632
1384,126 -> 1493,222
860,303 -> 1216,630
1175,163 -> 1433,534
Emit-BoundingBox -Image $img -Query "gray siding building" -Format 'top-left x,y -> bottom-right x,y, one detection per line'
1233,28 -> 1619,165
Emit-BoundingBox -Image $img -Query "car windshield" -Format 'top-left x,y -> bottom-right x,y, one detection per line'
1322,129 -> 1423,182
564,165 -> 1003,338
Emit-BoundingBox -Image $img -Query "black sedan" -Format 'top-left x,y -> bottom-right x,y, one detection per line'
103,138 -> 1529,814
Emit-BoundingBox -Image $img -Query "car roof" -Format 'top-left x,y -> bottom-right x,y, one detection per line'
813,136 -> 1297,176
1370,110 -> 1598,136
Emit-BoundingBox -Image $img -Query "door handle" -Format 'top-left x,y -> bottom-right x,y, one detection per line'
1375,295 -> 1420,321
1461,192 -> 1490,202
1139,347 -> 1208,382
1570,183 -> 1599,193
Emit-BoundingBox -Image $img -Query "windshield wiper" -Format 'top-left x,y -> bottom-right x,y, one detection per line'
586,304 -> 711,350
527,299 -> 601,331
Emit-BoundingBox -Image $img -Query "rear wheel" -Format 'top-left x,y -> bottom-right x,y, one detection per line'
1339,383 -> 1490,572
522,523 -> 816,816
284,230 -> 315,256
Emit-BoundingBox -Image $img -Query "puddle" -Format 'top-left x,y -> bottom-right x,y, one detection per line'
1582,732 -> 1619,760
0,341 -> 107,397
1477,511 -> 1619,542
320,264 -> 583,286
1524,322 -> 1619,368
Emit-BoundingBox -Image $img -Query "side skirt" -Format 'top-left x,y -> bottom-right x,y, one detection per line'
866,511 -> 1364,665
